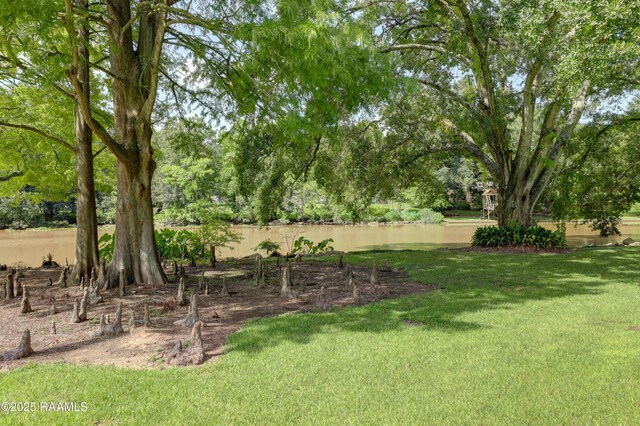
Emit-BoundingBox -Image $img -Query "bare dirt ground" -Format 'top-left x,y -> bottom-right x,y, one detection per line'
0,256 -> 429,370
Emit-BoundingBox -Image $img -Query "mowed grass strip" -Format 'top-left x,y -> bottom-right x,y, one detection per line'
1,247 -> 640,425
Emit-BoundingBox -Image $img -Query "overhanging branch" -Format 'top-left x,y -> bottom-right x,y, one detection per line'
441,118 -> 499,176
0,121 -> 74,151
0,170 -> 23,182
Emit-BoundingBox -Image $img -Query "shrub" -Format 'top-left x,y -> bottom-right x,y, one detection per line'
291,236 -> 335,255
99,229 -> 205,263
254,239 -> 281,255
418,208 -> 445,224
471,225 -> 567,249
196,216 -> 243,265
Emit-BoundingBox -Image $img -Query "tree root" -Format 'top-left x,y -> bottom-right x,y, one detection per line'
0,329 -> 33,361
221,277 -> 229,296
255,254 -> 264,286
176,277 -> 188,306
175,293 -> 199,328
164,321 -> 205,366
70,289 -> 89,324
281,262 -> 293,298
143,303 -> 152,327
379,260 -> 391,272
129,310 -> 136,330
4,269 -> 15,301
370,261 -> 379,289
20,284 -> 32,314
70,298 -> 81,323
14,277 -> 22,298
55,266 -> 68,288
118,268 -> 126,297
344,263 -> 354,289
94,301 -> 125,337
96,259 -> 107,290
198,268 -> 205,291
316,286 -> 330,310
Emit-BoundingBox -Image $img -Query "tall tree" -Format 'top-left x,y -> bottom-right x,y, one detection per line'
549,107 -> 640,236
219,0 -> 394,223
353,0 -> 639,227
65,0 -> 174,286
68,0 -> 100,282
0,1 -> 102,279
152,119 -> 221,224
63,0 -> 377,285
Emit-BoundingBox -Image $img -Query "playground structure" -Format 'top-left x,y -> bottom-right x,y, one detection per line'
482,188 -> 498,220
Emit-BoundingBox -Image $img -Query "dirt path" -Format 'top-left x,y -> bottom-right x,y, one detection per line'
0,256 -> 429,370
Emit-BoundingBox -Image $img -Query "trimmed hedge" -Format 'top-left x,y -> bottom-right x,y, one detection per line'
472,225 -> 567,249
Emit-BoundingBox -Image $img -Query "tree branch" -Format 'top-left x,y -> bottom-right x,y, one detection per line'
0,121 -> 74,151
381,43 -> 446,55
0,170 -> 23,182
441,118 -> 499,176
137,3 -> 168,126
514,11 -> 561,179
417,78 -> 480,116
65,0 -> 128,163
529,81 -> 591,203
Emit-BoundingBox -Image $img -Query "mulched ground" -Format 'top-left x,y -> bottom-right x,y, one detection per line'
0,255 -> 429,370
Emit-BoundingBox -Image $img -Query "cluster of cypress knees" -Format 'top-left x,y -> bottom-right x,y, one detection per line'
1,259 -> 204,365
1,255 -> 390,365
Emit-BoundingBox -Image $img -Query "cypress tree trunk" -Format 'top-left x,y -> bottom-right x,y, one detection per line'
71,124 -> 99,283
105,151 -> 165,287
67,0 -> 168,287
70,5 -> 99,283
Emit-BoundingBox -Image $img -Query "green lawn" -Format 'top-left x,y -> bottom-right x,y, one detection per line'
2,248 -> 640,425
622,203 -> 640,220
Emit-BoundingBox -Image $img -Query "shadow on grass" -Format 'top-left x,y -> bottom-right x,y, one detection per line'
225,247 -> 640,355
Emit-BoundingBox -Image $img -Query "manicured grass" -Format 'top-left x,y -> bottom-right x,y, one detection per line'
2,248 -> 640,425
622,203 -> 640,220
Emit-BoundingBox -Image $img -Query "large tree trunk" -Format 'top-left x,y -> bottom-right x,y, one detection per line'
70,122 -> 99,283
67,0 -> 169,288
497,185 -> 535,228
69,0 -> 99,284
105,151 -> 166,287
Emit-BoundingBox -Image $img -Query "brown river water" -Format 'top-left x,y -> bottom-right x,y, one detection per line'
1,221 -> 639,267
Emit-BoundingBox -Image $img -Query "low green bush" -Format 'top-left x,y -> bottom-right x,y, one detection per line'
99,229 -> 205,263
472,225 -> 567,249
418,208 -> 445,224
363,205 -> 445,224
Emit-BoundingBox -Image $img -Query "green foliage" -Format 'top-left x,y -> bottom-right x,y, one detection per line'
100,229 -> 206,263
291,236 -> 334,255
97,233 -> 114,262
152,119 -> 223,226
365,206 -> 445,224
549,106 -> 640,236
0,193 -> 75,229
155,229 -> 203,261
350,0 -> 640,227
196,212 -> 243,254
472,226 -> 567,249
254,239 -> 281,255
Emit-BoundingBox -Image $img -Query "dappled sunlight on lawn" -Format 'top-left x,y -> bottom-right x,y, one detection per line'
225,248 -> 640,356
